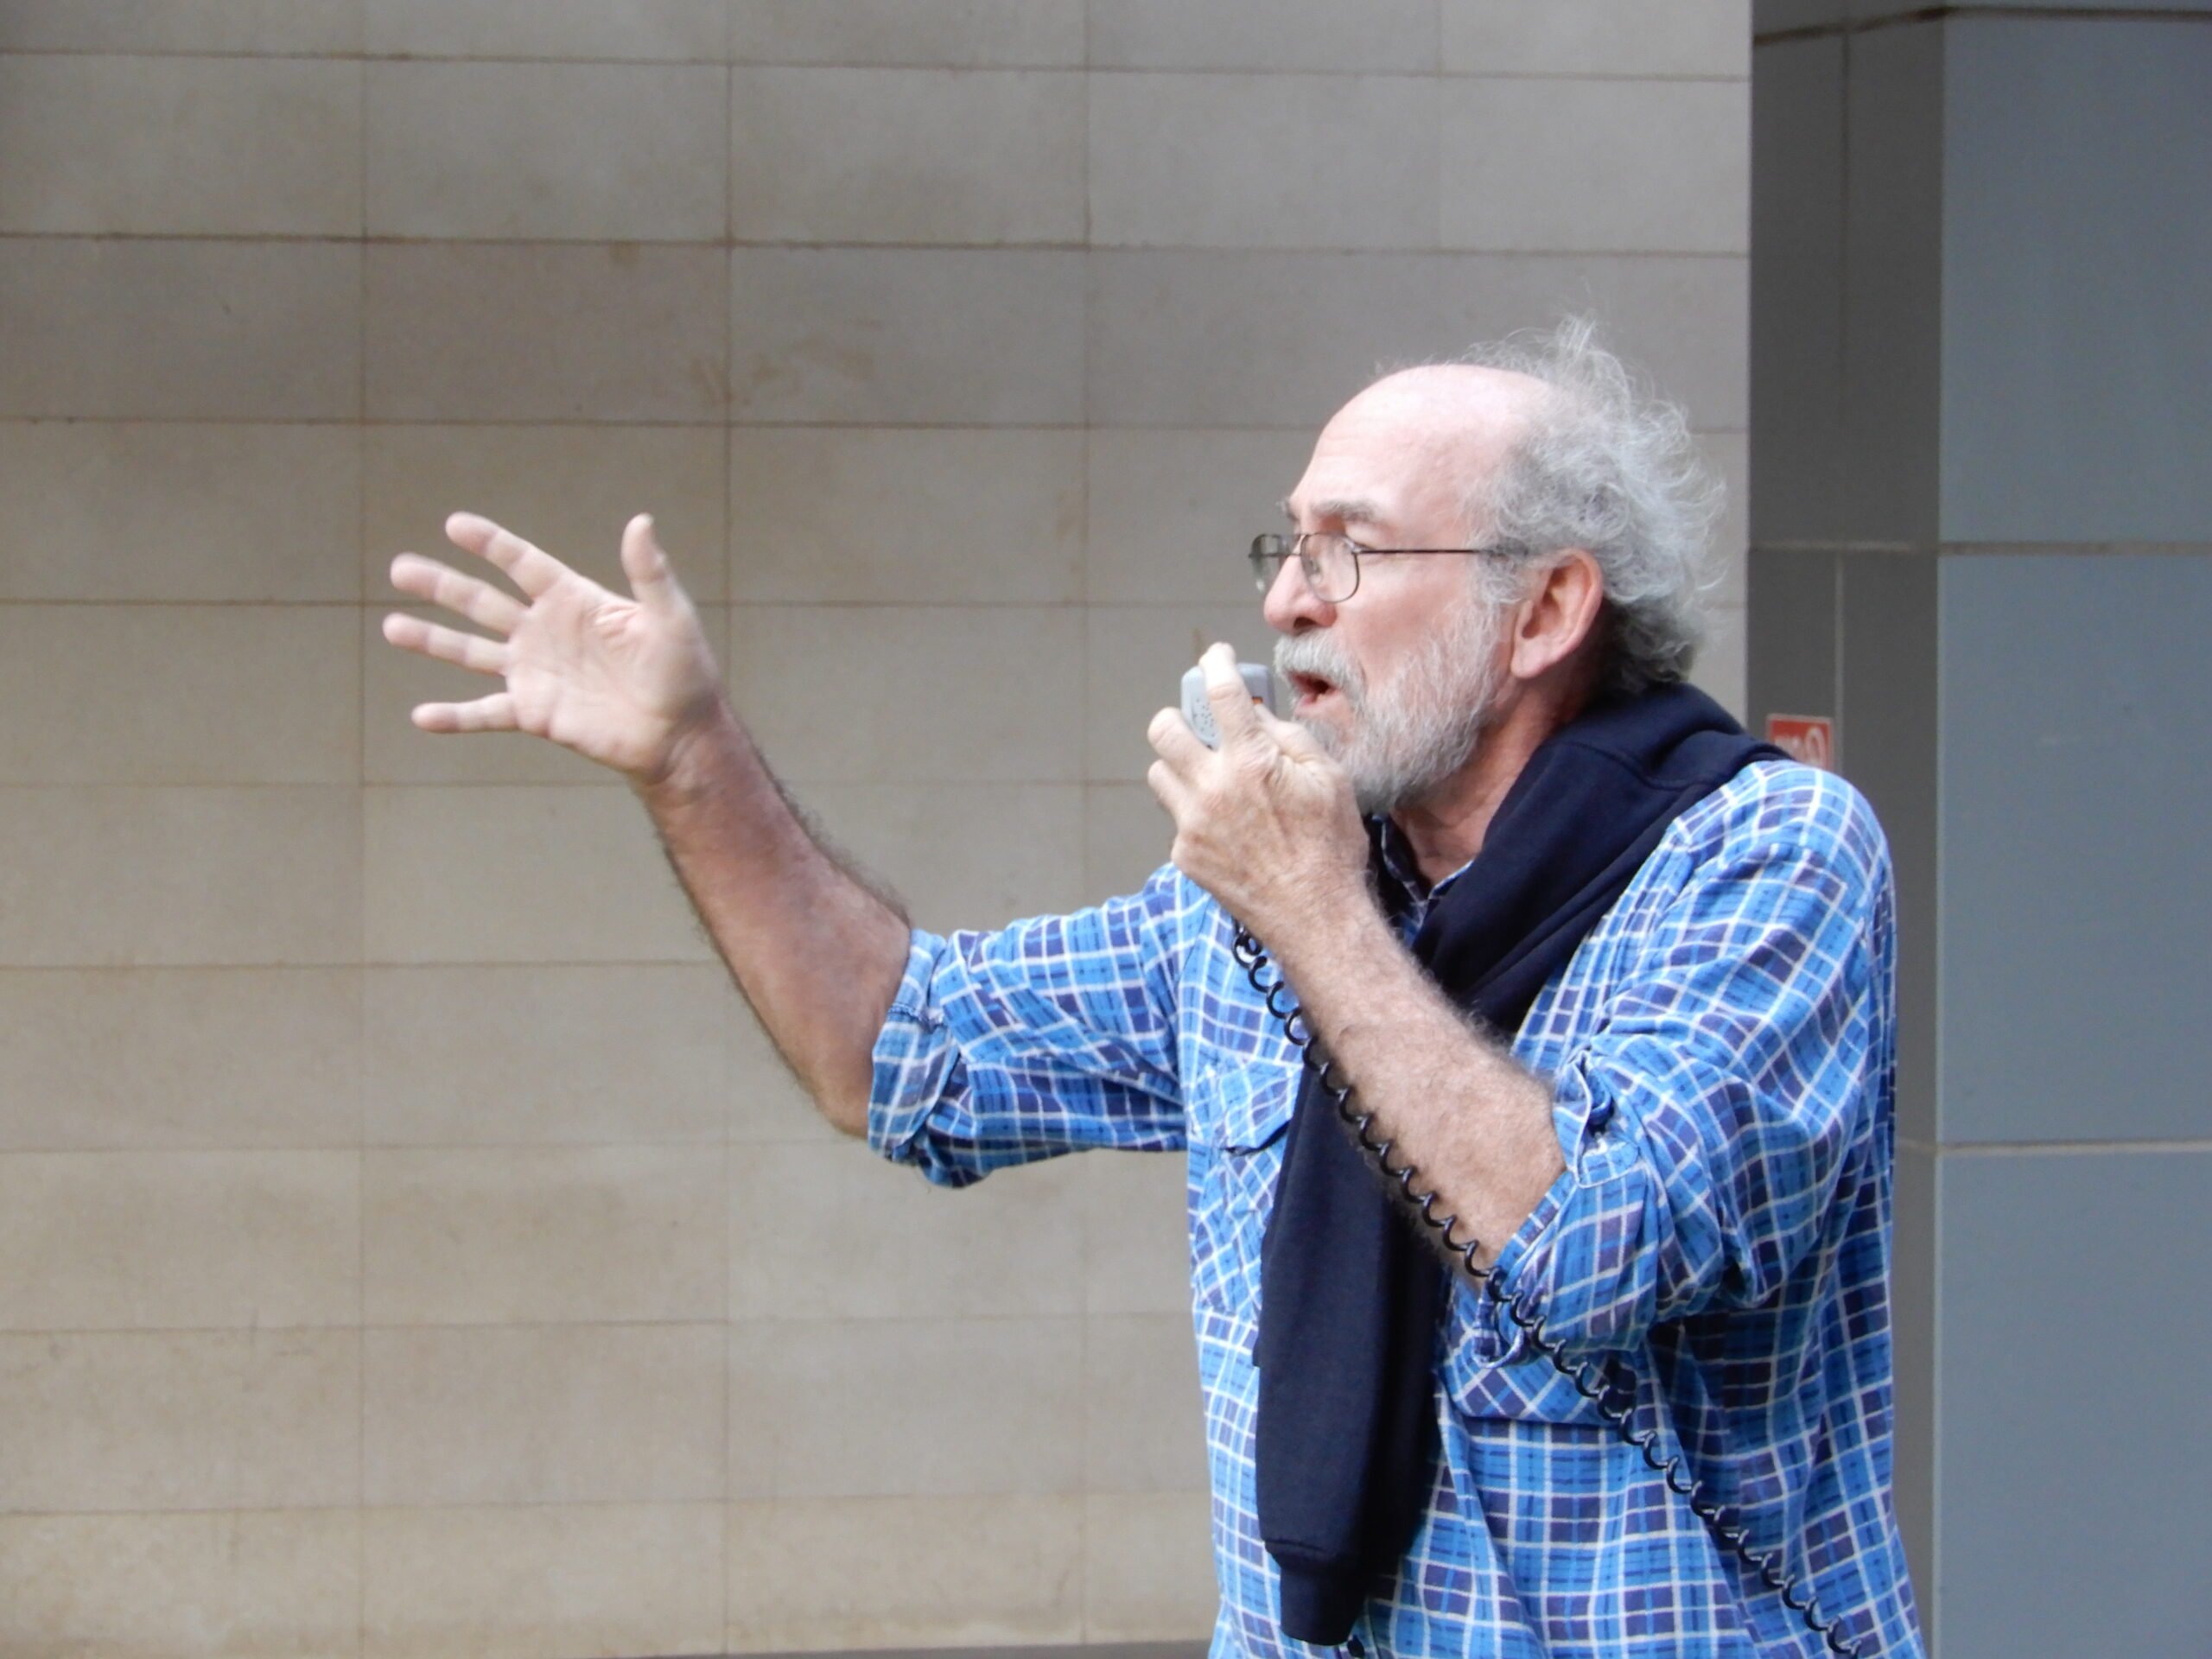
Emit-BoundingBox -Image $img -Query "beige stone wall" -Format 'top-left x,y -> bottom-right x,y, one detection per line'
0,3 -> 1748,1654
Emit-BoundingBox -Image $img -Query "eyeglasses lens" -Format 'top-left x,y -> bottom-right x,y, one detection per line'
1249,533 -> 1354,601
1303,535 -> 1354,601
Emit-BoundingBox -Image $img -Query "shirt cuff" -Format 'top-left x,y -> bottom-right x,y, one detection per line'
1471,1054 -> 1643,1362
865,930 -> 959,1164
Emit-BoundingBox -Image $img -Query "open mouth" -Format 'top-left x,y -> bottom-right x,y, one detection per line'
1286,671 -> 1338,712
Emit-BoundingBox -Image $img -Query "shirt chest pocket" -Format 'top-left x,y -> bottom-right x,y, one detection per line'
1192,1058 -> 1298,1153
1185,1062 -> 1296,1324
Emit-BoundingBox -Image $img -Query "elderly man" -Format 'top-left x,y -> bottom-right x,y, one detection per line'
385,322 -> 1923,1659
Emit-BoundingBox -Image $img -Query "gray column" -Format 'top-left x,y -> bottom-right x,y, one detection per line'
1749,6 -> 2212,1656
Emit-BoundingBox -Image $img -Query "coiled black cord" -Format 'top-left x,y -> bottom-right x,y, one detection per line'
1230,923 -> 1863,1657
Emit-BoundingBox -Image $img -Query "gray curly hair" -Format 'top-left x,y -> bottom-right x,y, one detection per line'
1441,318 -> 1720,695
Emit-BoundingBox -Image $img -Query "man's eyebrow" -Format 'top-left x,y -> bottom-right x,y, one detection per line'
1281,497 -> 1388,525
1300,497 -> 1387,528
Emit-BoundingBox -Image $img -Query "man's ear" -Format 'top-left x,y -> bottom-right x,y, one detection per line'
1507,549 -> 1606,683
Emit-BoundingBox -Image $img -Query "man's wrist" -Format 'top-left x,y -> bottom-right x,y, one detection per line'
630,698 -> 747,808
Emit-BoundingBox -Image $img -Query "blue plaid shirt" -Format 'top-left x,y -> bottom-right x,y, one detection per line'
870,760 -> 1924,1659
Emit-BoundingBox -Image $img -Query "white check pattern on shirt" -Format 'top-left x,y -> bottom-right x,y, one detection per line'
870,760 -> 1925,1659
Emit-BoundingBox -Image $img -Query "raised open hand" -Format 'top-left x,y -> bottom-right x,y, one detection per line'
384,512 -> 726,784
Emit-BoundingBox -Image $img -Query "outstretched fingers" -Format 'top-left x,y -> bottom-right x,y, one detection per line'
410,692 -> 518,734
446,511 -> 573,600
382,612 -> 511,677
390,552 -> 526,635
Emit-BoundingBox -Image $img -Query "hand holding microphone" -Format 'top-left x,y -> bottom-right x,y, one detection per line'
1147,643 -> 1370,945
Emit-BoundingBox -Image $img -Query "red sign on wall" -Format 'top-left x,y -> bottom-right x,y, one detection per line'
1766,715 -> 1835,771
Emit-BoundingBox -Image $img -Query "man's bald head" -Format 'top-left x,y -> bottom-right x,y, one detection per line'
1301,322 -> 1719,696
1294,364 -> 1553,550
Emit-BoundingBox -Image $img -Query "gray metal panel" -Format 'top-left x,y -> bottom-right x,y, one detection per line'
1890,1141 -> 1936,1617
1860,0 -> 2212,16
1939,554 -> 2212,1142
1940,16 -> 2212,541
1841,552 -> 1938,1147
1746,545 -> 1838,734
1842,22 -> 1944,545
1755,0 -> 1848,35
1937,1149 -> 2212,1659
1751,36 -> 1848,543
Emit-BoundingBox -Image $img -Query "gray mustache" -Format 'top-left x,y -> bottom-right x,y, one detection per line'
1272,634 -> 1364,704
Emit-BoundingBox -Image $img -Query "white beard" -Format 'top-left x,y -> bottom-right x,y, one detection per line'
1274,598 -> 1504,816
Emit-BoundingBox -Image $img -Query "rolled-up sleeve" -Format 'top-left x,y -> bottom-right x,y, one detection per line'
868,872 -> 1193,1188
1477,808 -> 1891,1359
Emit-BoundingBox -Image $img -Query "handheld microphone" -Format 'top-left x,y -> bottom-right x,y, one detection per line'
1180,662 -> 1278,749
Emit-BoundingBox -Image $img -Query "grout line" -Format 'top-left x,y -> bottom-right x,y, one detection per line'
0,595 -> 1523,609
1899,1137 -> 2212,1156
719,18 -> 740,1644
0,228 -> 1754,257
15,1123 -> 2206,1163
351,100 -> 370,1635
0,1498 -> 736,1517
0,1138 -> 773,1156
0,417 -> 1750,435
0,45 -> 1755,79
0,1315 -> 1093,1336
1756,3 -> 2212,47
0,961 -> 731,974
0,1320 -> 754,1346
350,88 -> 372,1623
0,229 -> 1755,259
1751,538 -> 2212,558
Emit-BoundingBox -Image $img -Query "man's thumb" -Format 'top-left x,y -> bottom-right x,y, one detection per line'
620,513 -> 684,609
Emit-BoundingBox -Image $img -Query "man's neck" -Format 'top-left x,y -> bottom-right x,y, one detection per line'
1389,678 -> 1592,885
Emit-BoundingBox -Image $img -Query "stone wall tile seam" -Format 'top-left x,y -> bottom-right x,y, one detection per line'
1438,70 -> 1751,84
1084,66 -> 1435,81
0,1500 -> 368,1515
1757,4 -> 2212,48
1753,537 -> 2212,556
358,54 -> 734,68
359,1137 -> 730,1152
0,52 -> 752,68
356,1497 -> 730,1510
0,1503 -> 366,1520
16,232 -> 1744,257
1924,1138 -> 2212,1155
352,1323 -> 735,1336
0,1322 -> 365,1338
0,1138 -> 746,1157
0,231 -> 364,245
0,779 -> 359,790
723,57 -> 1103,73
725,417 -> 1096,428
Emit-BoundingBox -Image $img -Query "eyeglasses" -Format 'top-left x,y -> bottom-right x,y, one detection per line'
1249,531 -> 1518,604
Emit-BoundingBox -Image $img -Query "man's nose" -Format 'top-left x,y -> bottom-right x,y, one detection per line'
1261,553 -> 1335,632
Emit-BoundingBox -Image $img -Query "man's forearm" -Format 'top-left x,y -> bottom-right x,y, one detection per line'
634,702 -> 911,1136
1268,894 -> 1567,1268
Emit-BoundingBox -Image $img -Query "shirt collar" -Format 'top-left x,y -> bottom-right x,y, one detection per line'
1371,816 -> 1474,940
